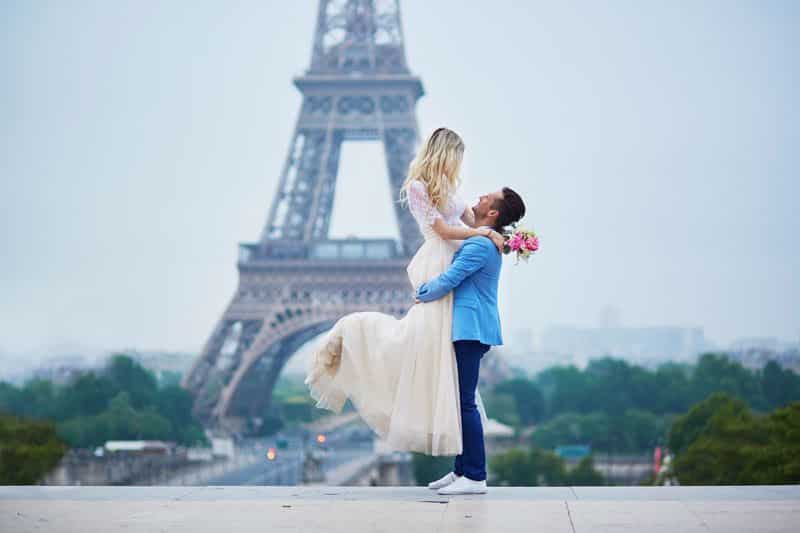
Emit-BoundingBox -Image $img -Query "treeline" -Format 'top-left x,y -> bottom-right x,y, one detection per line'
492,353 -> 800,422
0,354 -> 206,448
482,353 -> 800,452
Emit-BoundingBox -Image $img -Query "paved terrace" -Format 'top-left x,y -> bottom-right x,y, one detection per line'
2,485 -> 799,532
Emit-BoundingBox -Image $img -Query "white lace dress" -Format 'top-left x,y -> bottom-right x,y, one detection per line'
303,180 -> 488,456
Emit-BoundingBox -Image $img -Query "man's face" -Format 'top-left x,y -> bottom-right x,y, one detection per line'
472,189 -> 504,220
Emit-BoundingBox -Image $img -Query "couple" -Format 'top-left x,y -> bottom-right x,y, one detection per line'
304,127 -> 525,495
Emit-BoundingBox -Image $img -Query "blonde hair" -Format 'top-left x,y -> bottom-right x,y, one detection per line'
400,127 -> 464,210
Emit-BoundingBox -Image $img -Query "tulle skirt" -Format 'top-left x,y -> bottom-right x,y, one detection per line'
304,234 -> 488,456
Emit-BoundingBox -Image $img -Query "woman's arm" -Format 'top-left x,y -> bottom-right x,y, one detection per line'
406,180 -> 504,251
431,218 -> 504,252
416,239 -> 490,302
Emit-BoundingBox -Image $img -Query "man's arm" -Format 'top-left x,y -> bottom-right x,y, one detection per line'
415,238 -> 491,303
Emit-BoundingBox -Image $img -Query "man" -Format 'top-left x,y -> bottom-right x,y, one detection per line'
415,187 -> 526,495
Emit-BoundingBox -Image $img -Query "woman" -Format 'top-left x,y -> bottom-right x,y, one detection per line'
304,127 -> 504,456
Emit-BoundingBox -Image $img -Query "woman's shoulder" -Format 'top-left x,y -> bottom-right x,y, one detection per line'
407,178 -> 427,193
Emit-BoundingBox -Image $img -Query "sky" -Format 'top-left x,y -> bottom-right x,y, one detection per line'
1,0 -> 798,367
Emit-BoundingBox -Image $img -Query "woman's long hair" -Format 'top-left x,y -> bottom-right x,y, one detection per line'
400,127 -> 464,210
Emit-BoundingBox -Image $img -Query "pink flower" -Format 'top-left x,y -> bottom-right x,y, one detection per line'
525,236 -> 539,251
508,233 -> 524,251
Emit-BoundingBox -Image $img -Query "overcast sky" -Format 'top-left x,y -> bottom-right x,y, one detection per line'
2,0 -> 798,365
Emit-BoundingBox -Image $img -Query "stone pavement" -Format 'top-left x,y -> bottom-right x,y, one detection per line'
2,485 -> 799,532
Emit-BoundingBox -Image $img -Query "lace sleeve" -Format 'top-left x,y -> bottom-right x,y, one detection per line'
407,180 -> 443,227
452,193 -> 468,222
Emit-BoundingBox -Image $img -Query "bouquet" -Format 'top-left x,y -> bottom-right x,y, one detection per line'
503,224 -> 540,263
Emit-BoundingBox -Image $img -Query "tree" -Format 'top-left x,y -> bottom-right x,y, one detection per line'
490,446 -> 568,486
483,391 -> 520,428
535,365 -> 594,417
0,355 -> 207,449
667,392 -> 750,455
691,353 -> 764,410
567,455 -> 605,486
761,361 -> 800,411
0,414 -> 66,484
741,402 -> 800,483
490,448 -> 538,486
669,393 -> 800,485
531,409 -> 668,453
58,372 -> 116,419
492,378 -> 546,425
652,362 -> 694,413
57,392 -> 174,448
156,385 -> 205,444
411,452 -> 454,486
106,354 -> 158,409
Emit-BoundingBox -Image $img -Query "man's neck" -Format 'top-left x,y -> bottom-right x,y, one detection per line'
475,218 -> 497,231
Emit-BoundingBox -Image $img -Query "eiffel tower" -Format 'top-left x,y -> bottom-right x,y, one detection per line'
183,0 -> 425,433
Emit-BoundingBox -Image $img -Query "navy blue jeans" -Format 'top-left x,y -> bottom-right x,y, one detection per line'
453,339 -> 491,482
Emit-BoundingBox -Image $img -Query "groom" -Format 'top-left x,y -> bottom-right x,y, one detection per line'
415,187 -> 526,495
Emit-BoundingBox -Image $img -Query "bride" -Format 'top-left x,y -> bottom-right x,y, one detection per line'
304,127 -> 505,456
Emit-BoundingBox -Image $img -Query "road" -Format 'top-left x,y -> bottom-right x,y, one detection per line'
206,422 -> 376,485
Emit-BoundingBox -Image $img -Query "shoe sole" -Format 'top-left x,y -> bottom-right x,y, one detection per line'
428,476 -> 458,489
437,487 -> 488,495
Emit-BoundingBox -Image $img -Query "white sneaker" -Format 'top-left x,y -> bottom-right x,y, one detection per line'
427,471 -> 460,490
437,475 -> 488,495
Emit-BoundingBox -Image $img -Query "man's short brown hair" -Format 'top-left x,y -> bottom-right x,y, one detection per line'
492,187 -> 526,231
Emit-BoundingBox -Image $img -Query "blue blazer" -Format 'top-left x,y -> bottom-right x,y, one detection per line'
415,236 -> 503,346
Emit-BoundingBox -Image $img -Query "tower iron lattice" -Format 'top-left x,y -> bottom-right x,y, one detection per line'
183,0 -> 426,432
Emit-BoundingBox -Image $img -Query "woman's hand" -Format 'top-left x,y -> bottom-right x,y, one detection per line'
486,229 -> 505,253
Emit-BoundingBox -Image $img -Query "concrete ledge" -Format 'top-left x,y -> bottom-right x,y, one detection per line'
2,485 -> 799,532
2,485 -> 799,501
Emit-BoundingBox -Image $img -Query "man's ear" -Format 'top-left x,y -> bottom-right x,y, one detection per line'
487,208 -> 499,219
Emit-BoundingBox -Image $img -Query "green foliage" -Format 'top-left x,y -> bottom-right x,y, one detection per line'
411,452 -> 454,485
483,392 -> 520,428
0,355 -> 206,449
487,352 -> 799,456
667,392 -> 749,455
0,413 -> 66,484
57,392 -> 174,448
489,446 -> 605,486
490,448 -> 543,486
535,365 -> 595,415
531,409 -> 670,453
569,455 -> 606,486
258,414 -> 285,437
527,353 -> 800,421
670,393 -> 800,484
272,374 -> 312,401
761,361 -> 800,411
266,375 -> 328,428
0,379 -> 59,420
692,353 -> 764,410
158,370 -> 183,388
492,378 -> 545,425
106,354 -> 159,409
532,412 -> 604,450
58,372 -> 117,419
